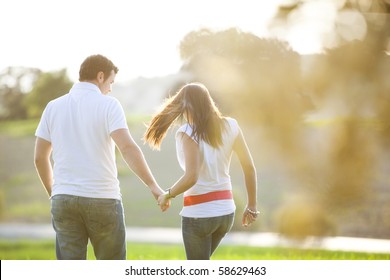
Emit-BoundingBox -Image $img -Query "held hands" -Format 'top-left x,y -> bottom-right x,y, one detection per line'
157,192 -> 171,212
242,207 -> 260,227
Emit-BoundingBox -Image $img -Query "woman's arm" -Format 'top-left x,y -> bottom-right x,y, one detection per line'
233,128 -> 259,226
158,133 -> 200,206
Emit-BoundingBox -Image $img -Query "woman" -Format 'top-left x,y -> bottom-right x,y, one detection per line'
144,82 -> 259,260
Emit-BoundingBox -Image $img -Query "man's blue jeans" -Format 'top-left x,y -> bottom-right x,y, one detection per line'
181,213 -> 234,260
51,194 -> 126,260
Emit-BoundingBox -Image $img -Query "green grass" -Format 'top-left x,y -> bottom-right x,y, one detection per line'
0,240 -> 389,260
0,119 -> 40,137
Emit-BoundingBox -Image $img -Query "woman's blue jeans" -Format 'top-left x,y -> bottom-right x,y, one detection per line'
51,194 -> 126,260
181,212 -> 234,260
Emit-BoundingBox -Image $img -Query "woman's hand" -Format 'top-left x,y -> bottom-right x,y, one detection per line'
242,207 -> 260,227
158,192 -> 171,212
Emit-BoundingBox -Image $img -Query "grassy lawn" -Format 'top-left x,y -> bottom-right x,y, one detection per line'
0,240 -> 389,260
0,118 -> 40,137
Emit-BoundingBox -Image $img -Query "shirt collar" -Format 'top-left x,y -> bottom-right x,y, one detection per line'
70,82 -> 102,94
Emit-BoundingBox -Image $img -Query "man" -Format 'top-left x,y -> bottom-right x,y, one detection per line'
34,54 -> 164,260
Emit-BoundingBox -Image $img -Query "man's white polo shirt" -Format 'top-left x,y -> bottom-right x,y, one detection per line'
35,82 -> 128,200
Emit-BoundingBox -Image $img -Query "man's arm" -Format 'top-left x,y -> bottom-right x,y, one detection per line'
111,128 -> 164,200
34,137 -> 53,197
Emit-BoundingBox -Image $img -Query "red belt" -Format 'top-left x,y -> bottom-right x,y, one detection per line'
184,190 -> 233,206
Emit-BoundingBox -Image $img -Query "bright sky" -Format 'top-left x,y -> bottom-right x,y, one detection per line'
1,0 -> 359,82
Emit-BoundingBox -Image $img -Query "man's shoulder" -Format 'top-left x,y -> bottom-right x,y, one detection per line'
46,94 -> 69,107
103,95 -> 122,108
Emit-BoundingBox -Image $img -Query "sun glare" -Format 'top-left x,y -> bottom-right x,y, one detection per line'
1,0 -> 365,81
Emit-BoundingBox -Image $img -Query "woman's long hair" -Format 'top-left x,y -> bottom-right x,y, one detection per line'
144,82 -> 226,150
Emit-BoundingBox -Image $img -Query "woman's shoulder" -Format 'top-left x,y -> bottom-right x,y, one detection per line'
224,116 -> 237,124
177,123 -> 191,131
223,117 -> 240,137
176,123 -> 193,136
224,117 -> 239,129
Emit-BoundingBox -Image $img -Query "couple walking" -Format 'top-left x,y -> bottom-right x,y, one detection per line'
34,54 -> 258,260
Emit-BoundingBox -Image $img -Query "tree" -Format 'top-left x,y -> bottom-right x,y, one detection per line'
177,2 -> 390,237
269,0 -> 390,239
0,67 -> 41,120
179,28 -> 306,128
25,69 -> 72,118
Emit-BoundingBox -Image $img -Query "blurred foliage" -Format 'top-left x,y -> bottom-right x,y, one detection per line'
24,69 -> 72,118
0,67 -> 72,120
178,0 -> 390,239
0,67 -> 41,120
